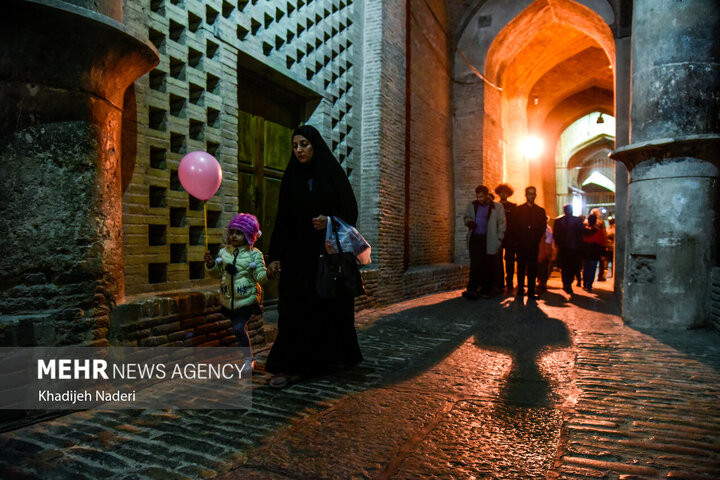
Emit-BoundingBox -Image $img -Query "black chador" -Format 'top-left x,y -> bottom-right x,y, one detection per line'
266,125 -> 362,375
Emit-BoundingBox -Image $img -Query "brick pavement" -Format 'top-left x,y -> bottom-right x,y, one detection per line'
1,274 -> 719,479
545,288 -> 720,479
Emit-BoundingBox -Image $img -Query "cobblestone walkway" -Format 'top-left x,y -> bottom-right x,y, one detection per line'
545,289 -> 720,479
1,275 -> 719,479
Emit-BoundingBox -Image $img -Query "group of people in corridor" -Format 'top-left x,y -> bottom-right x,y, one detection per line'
462,183 -> 614,301
206,123 -> 616,392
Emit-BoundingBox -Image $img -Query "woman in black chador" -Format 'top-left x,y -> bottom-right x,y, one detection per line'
265,125 -> 362,388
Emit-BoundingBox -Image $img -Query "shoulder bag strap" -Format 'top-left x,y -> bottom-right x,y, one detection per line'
330,216 -> 344,254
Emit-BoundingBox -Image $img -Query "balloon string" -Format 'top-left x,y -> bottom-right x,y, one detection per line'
203,202 -> 209,252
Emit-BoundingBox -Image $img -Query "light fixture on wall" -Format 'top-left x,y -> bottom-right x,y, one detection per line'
596,113 -> 605,124
533,95 -> 539,105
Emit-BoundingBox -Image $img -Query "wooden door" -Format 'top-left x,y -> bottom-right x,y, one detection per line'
237,111 -> 292,302
237,68 -> 304,304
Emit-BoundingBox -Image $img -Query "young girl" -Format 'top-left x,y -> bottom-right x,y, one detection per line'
205,213 -> 268,372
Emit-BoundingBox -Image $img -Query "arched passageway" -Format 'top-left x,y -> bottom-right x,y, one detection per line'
454,0 -> 615,229
557,112 -> 616,217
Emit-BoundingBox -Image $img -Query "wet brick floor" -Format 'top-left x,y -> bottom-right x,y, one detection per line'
1,274 -> 719,479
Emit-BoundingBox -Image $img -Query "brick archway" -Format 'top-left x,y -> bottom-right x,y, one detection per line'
483,0 -> 615,210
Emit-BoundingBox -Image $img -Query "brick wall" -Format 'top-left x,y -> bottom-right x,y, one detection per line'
122,0 -> 362,296
403,264 -> 468,298
361,0 -> 408,304
359,0 -> 468,303
408,0 -> 454,267
358,0 -> 382,264
109,289 -> 267,348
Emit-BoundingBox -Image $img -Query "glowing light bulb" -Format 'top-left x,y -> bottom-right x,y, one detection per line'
520,135 -> 544,160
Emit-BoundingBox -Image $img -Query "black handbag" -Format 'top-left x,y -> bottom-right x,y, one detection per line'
316,218 -> 366,299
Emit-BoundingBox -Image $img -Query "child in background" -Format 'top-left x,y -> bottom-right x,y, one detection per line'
205,213 -> 268,372
536,217 -> 554,293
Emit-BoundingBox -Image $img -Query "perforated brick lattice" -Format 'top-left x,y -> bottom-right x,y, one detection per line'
123,0 -> 360,294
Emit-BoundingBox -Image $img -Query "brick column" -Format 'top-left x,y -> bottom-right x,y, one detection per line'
611,0 -> 720,327
0,0 -> 158,345
360,0 -> 407,304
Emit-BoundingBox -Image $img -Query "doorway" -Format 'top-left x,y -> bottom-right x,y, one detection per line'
237,69 -> 305,302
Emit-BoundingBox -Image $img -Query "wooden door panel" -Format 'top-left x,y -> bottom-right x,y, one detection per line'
237,110 -> 259,167
259,176 -> 281,300
237,171 -> 257,216
237,75 -> 298,304
260,176 -> 282,254
264,120 -> 291,172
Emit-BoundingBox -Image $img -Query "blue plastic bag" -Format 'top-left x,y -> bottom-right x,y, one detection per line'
325,216 -> 372,265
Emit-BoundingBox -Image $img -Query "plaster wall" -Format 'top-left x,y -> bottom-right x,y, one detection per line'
624,160 -> 719,327
613,35 -> 631,295
0,0 -> 157,346
620,0 -> 720,327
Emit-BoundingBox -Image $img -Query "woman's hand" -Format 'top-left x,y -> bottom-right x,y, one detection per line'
312,215 -> 328,230
204,251 -> 214,267
267,261 -> 281,280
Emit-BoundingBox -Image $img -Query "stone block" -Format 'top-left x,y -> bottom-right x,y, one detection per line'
180,315 -> 207,329
168,328 -> 195,343
184,334 -> 208,346
196,322 -> 221,335
151,321 -> 182,335
124,328 -> 152,341
139,335 -> 168,347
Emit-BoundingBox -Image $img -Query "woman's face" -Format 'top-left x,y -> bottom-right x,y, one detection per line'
292,134 -> 314,163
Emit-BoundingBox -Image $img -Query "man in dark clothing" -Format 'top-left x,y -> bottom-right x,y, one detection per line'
514,186 -> 546,299
494,184 -> 517,290
553,203 -> 584,294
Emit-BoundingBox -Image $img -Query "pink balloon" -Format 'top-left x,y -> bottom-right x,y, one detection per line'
178,151 -> 223,201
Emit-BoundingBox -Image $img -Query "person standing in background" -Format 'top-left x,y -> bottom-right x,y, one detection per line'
605,218 -> 616,278
514,186 -> 546,300
590,208 -> 608,281
494,184 -> 517,292
581,213 -> 607,292
553,204 -> 584,294
462,185 -> 506,299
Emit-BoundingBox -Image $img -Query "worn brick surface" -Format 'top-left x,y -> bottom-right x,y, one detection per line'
546,285 -> 720,480
1,275 -> 719,479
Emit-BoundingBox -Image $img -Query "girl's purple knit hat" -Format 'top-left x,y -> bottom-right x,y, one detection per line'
228,213 -> 261,247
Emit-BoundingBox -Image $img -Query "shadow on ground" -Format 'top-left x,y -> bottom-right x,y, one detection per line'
472,295 -> 571,407
0,289 -> 577,479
